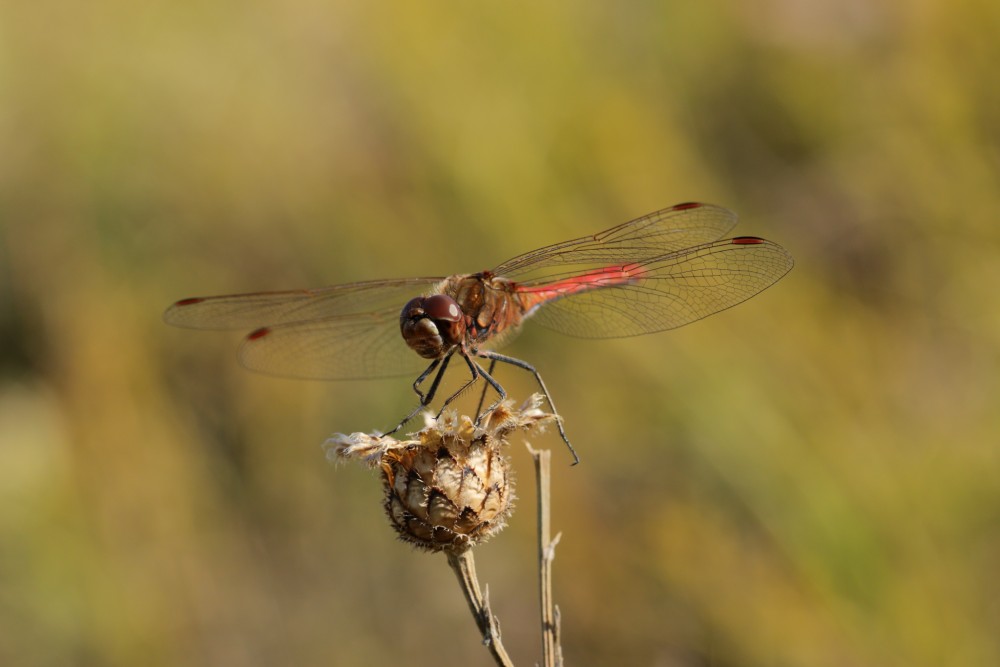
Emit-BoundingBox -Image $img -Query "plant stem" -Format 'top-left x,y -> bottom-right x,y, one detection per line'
445,549 -> 515,667
528,444 -> 563,667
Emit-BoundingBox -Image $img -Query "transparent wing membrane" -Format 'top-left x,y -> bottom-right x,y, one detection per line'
163,278 -> 443,330
523,237 -> 793,338
164,203 -> 792,380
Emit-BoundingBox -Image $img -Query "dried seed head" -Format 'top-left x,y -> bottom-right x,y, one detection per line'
326,395 -> 558,553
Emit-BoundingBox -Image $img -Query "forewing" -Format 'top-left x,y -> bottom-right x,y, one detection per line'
237,307 -> 429,380
164,277 -> 444,330
525,238 -> 794,338
492,203 -> 737,282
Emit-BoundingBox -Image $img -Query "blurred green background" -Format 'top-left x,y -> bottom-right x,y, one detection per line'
3,0 -> 999,665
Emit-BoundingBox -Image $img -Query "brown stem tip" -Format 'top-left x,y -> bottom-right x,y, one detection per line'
325,395 -> 559,553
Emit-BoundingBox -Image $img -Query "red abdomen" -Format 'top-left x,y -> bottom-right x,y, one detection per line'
514,263 -> 646,315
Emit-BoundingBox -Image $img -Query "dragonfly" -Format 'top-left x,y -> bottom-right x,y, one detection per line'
164,202 -> 794,463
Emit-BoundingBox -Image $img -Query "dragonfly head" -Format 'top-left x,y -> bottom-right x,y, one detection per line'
400,294 -> 467,359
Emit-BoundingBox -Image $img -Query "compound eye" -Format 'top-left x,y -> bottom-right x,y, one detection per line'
423,294 -> 463,322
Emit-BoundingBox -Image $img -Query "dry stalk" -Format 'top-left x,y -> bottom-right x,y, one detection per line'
446,549 -> 514,667
528,444 -> 563,667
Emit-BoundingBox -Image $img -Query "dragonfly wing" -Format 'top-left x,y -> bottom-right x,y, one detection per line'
164,277 -> 445,330
524,237 -> 794,338
237,307 -> 429,380
492,203 -> 737,282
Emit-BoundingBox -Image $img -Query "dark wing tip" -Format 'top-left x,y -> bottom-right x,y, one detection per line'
670,201 -> 704,211
246,327 -> 271,341
163,297 -> 205,326
730,236 -> 765,245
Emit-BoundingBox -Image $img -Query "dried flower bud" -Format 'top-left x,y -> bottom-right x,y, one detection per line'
326,395 -> 558,553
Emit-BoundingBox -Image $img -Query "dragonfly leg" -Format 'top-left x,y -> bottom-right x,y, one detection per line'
413,354 -> 451,405
476,350 -> 580,465
433,351 -> 485,419
471,359 -> 507,421
474,357 -> 498,417
385,352 -> 452,437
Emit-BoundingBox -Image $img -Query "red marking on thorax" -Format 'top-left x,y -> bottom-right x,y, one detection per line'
517,263 -> 646,311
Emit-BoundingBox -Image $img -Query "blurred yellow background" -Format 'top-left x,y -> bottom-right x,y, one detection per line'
3,1 -> 999,665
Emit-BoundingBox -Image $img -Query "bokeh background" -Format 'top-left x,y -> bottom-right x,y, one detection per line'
3,1 -> 999,665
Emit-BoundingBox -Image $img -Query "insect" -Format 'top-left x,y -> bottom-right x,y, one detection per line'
165,202 -> 794,463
